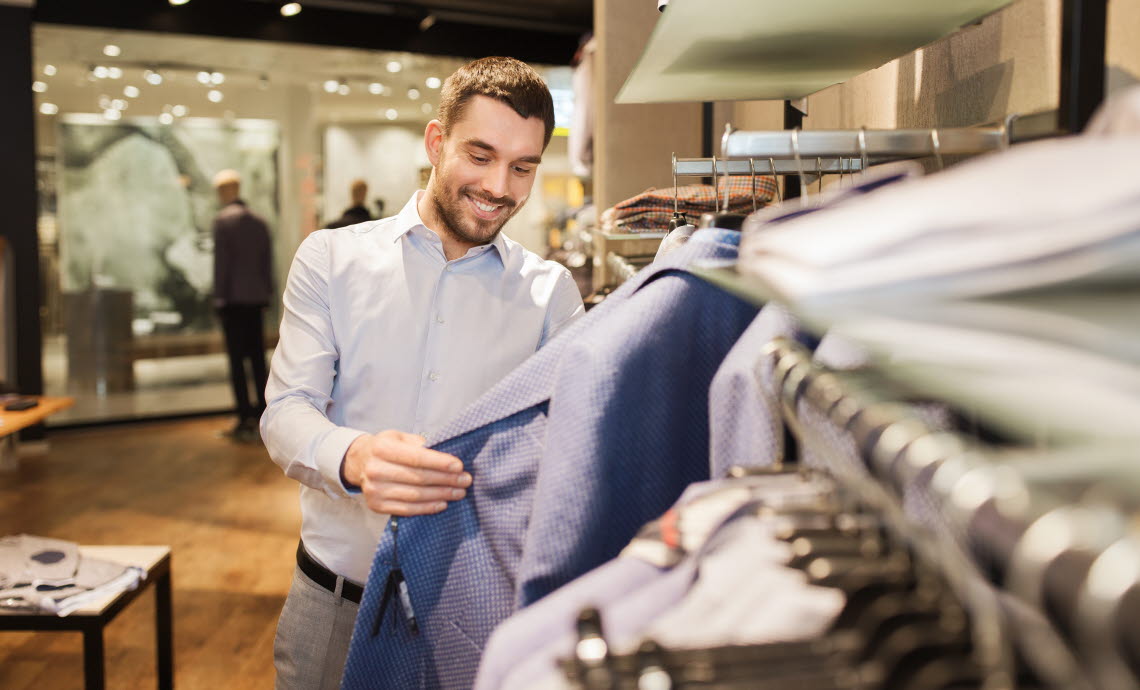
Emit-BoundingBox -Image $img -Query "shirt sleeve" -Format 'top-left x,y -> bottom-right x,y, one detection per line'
539,267 -> 586,348
260,231 -> 369,497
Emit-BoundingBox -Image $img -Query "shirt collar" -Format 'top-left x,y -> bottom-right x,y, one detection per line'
389,190 -> 508,265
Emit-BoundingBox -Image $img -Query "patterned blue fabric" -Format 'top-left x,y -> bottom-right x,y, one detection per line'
708,303 -> 802,478
341,229 -> 757,690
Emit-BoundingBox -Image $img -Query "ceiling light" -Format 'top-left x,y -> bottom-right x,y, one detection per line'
337,83 -> 350,96
111,98 -> 128,110
422,103 -> 433,114
159,112 -> 174,124
418,14 -> 436,31
103,44 -> 121,57
210,71 -> 225,85
39,102 -> 59,115
281,2 -> 302,17
197,71 -> 211,85
124,85 -> 140,98
172,104 -> 188,117
386,60 -> 402,73
32,81 -> 47,93
368,82 -> 383,95
43,64 -> 57,76
385,108 -> 398,121
103,108 -> 122,121
98,95 -> 112,109
407,88 -> 420,100
169,0 -> 190,5
207,89 -> 223,103
323,79 -> 339,93
144,69 -> 163,85
425,76 -> 441,89
93,65 -> 110,79
108,67 -> 123,79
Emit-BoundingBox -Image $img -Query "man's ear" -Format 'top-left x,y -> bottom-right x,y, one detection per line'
424,119 -> 445,167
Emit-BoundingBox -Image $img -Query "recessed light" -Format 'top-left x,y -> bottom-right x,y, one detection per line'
172,104 -> 188,117
207,89 -> 223,102
43,64 -> 57,76
385,108 -> 398,120
103,44 -> 121,57
159,112 -> 175,124
169,0 -> 191,6
92,65 -> 109,79
407,88 -> 420,100
210,71 -> 225,85
39,102 -> 59,115
107,67 -> 123,80
103,108 -> 122,121
281,2 -> 302,17
425,76 -> 441,89
145,70 -> 163,85
197,71 -> 211,85
124,85 -> 140,98
323,79 -> 339,93
386,60 -> 402,73
368,82 -> 384,95
32,81 -> 47,93
422,103 -> 433,114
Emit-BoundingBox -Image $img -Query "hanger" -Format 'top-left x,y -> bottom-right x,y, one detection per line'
929,129 -> 945,172
698,153 -> 746,230
768,157 -> 783,204
668,152 -> 689,231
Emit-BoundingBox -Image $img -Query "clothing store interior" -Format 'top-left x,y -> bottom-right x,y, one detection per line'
3,0 -> 1140,688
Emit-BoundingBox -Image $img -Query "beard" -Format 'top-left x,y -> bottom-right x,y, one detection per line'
429,163 -> 521,246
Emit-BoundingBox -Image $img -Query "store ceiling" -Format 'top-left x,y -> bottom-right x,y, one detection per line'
34,0 -> 591,65
32,24 -> 572,128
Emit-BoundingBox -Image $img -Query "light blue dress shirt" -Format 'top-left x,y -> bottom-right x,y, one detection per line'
261,191 -> 584,584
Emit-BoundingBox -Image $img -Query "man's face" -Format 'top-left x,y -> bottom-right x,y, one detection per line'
427,95 -> 545,246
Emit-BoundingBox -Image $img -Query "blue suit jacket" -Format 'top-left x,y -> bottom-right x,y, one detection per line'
341,230 -> 759,689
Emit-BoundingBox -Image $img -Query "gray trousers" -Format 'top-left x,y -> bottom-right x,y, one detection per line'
274,565 -> 361,690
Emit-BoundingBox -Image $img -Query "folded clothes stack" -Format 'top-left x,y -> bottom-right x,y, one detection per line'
0,534 -> 144,616
601,175 -> 777,234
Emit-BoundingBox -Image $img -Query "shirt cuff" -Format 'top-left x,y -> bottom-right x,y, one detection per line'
317,426 -> 369,496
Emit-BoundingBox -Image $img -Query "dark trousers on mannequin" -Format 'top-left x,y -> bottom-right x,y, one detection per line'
218,304 -> 268,431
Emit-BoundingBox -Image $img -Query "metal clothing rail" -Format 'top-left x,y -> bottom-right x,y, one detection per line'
767,336 -> 1140,690
720,110 -> 1062,164
605,252 -> 643,285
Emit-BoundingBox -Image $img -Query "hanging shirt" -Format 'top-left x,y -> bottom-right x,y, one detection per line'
262,191 -> 584,584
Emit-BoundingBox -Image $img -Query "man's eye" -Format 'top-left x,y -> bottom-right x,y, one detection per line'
513,167 -> 534,175
471,155 -> 489,164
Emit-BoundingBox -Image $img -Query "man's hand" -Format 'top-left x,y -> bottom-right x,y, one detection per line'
341,430 -> 471,515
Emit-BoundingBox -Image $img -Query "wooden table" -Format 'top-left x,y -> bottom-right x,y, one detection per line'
0,396 -> 75,470
0,545 -> 173,689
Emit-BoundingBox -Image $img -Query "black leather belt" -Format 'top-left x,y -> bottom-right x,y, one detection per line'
296,541 -> 363,604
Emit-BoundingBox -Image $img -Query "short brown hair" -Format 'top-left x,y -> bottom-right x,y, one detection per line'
437,56 -> 555,149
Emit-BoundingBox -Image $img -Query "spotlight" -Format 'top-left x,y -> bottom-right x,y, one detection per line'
210,71 -> 225,85
103,108 -> 122,121
337,82 -> 350,96
43,64 -> 57,76
124,85 -> 140,98
407,88 -> 420,100
172,104 -> 188,117
98,95 -> 112,109
197,71 -> 211,85
281,3 -> 302,17
32,81 -> 47,93
385,108 -> 398,120
111,98 -> 128,110
103,44 -> 121,57
386,60 -> 402,73
419,14 -> 436,31
169,0 -> 190,5
207,89 -> 223,103
144,69 -> 163,85
107,67 -> 123,80
421,103 -> 433,114
93,65 -> 110,79
368,82 -> 384,95
40,102 -> 59,115
323,79 -> 339,93
425,76 -> 441,89
159,112 -> 174,124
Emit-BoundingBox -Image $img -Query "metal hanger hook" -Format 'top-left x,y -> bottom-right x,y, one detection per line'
930,129 -> 944,171
671,152 -> 679,215
857,127 -> 869,174
790,128 -> 807,202
768,158 -> 783,204
748,158 -> 757,212
710,154 -> 720,213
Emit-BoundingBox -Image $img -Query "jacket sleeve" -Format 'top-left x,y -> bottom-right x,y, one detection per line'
212,217 -> 228,306
260,231 -> 368,496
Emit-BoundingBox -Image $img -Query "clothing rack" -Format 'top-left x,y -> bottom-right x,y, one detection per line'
720,110 -> 1061,164
767,336 -> 1139,689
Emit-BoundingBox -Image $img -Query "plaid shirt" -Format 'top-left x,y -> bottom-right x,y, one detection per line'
613,176 -> 778,219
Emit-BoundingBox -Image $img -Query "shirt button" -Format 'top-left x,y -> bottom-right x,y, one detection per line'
444,265 -> 452,272
435,315 -> 445,324
428,371 -> 440,382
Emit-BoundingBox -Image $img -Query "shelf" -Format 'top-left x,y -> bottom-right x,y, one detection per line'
617,0 -> 1014,103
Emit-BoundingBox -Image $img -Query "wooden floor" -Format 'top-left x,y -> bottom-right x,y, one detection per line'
0,416 -> 300,689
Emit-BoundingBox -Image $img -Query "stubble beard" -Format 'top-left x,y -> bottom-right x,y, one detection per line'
429,163 -> 520,247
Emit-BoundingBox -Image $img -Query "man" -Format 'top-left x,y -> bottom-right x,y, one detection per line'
326,178 -> 374,228
262,57 -> 584,689
211,169 -> 273,442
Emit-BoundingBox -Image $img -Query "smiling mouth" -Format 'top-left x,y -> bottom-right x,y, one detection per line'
466,194 -> 506,220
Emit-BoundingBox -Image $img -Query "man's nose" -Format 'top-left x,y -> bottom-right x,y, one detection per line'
480,163 -> 511,200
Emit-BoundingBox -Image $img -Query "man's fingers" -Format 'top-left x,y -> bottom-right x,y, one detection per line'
374,436 -> 462,473
365,462 -> 472,488
390,430 -> 427,446
369,484 -> 466,505
366,497 -> 449,517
